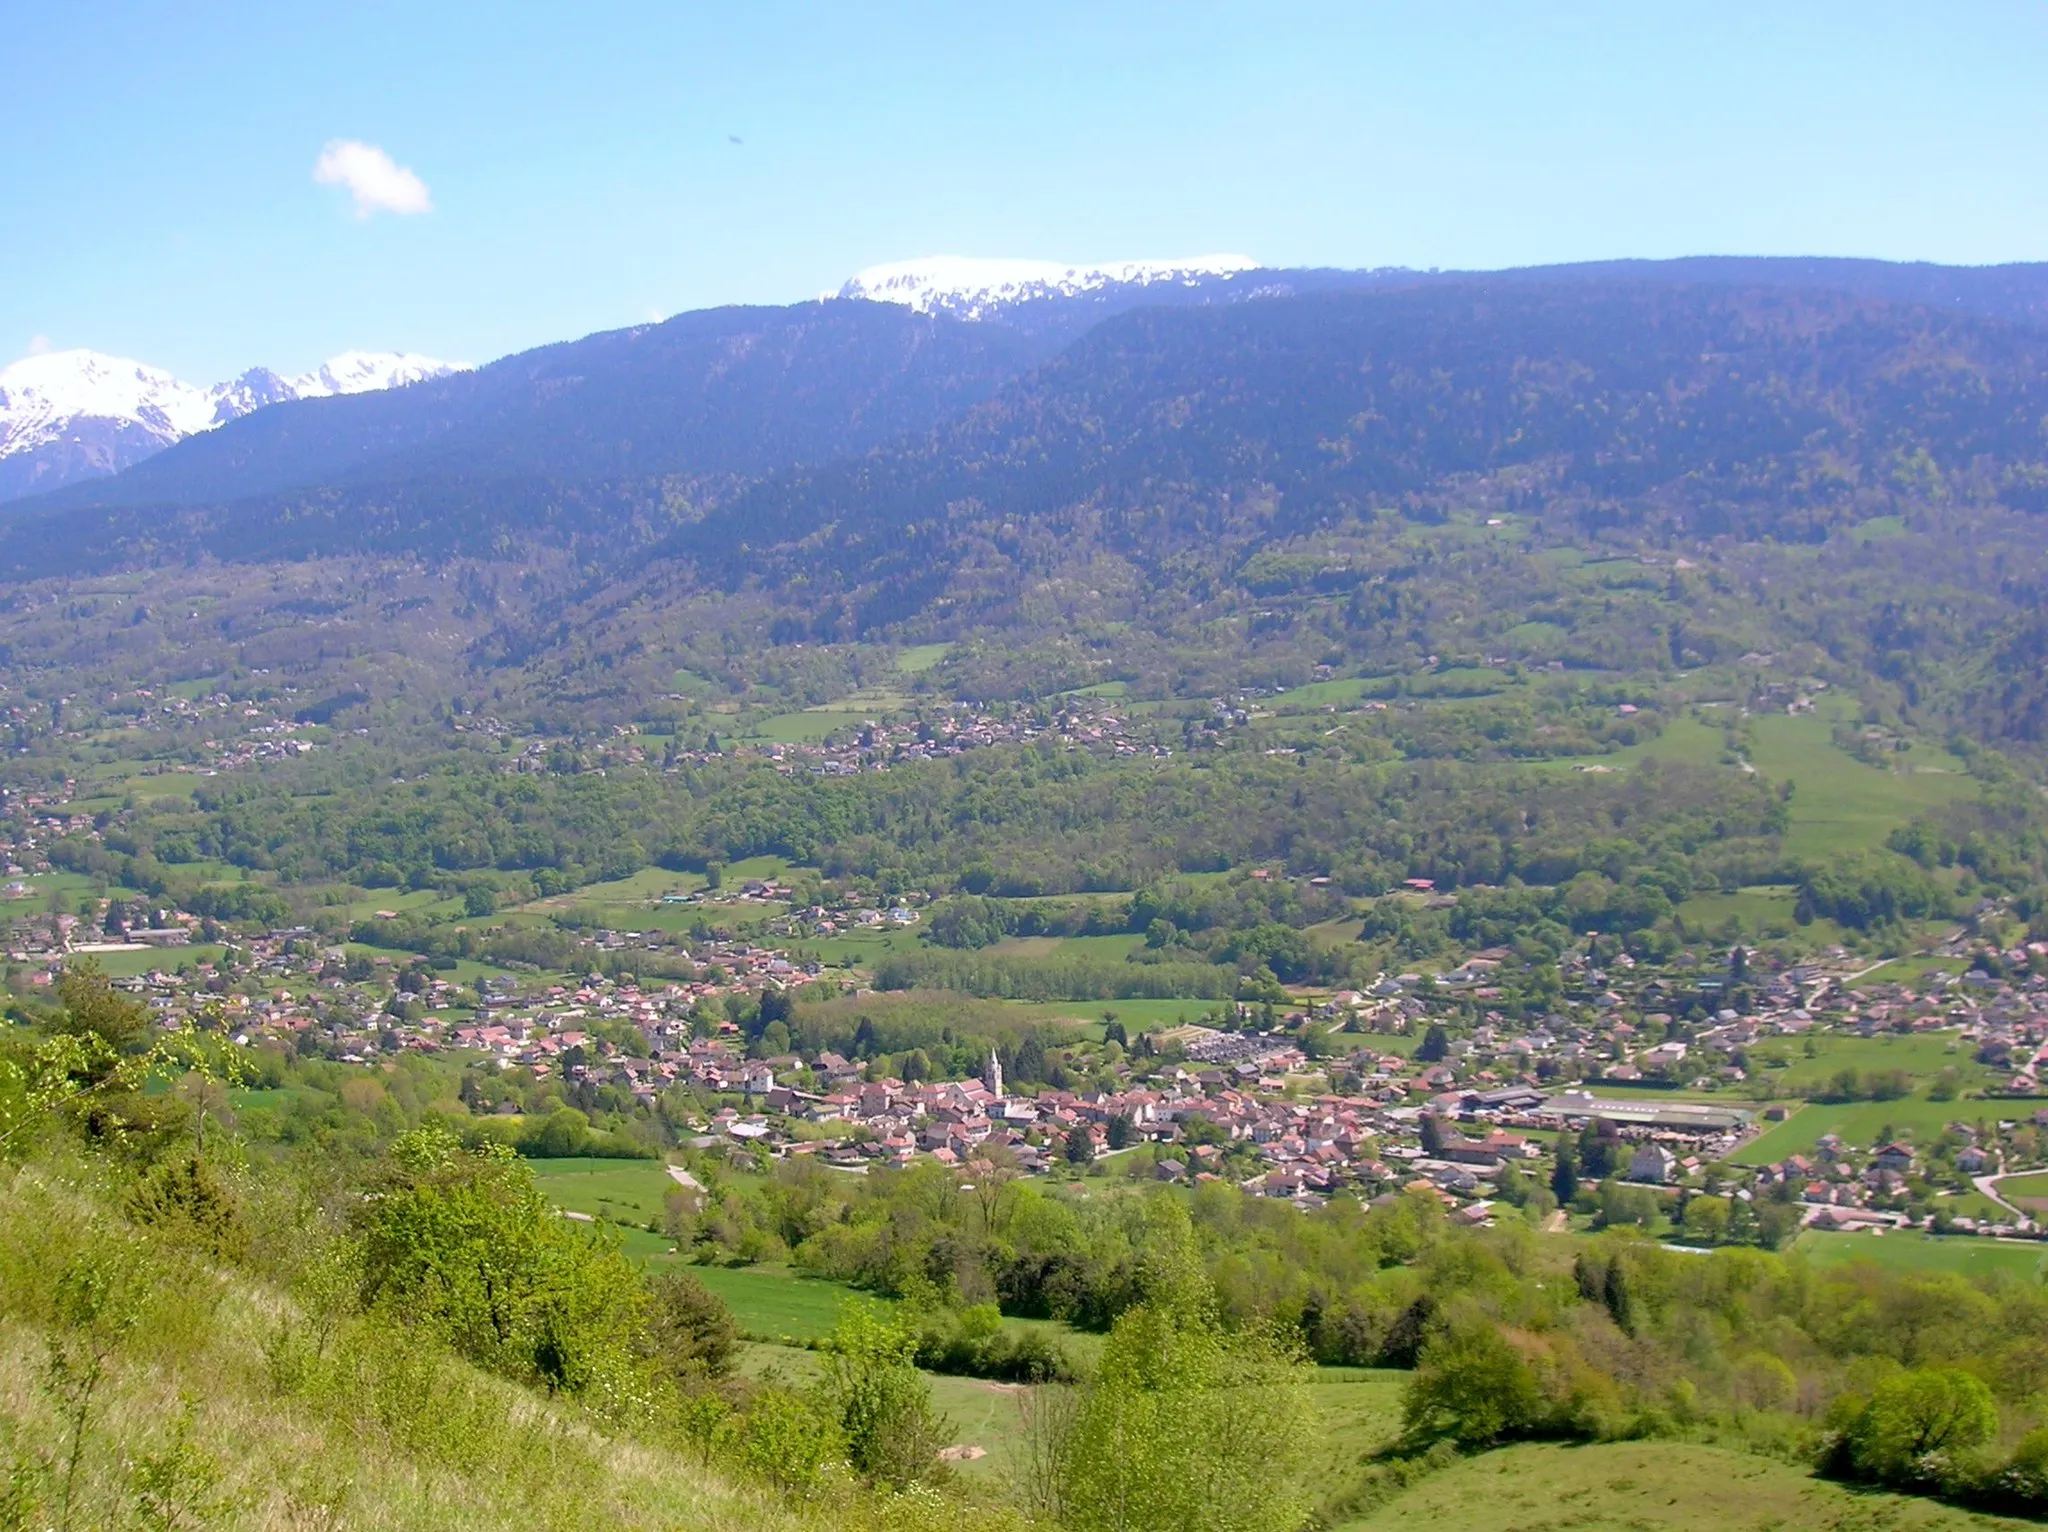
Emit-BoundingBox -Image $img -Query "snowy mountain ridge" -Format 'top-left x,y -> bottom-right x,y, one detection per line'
0,348 -> 467,503
834,254 -> 1261,319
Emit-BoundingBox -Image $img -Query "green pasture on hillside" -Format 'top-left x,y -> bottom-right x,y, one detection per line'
685,1264 -> 888,1341
528,1156 -> 678,1226
1544,714 -> 1729,773
985,932 -> 1146,961
1675,884 -> 1849,943
71,944 -> 230,978
1745,712 -> 1976,859
1267,677 -> 1375,709
743,711 -> 873,743
801,926 -> 927,966
532,866 -> 706,908
1302,1368 -> 1408,1510
1334,1439 -> 2008,1532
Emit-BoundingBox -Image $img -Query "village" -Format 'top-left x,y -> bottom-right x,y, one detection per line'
7,859 -> 2047,1250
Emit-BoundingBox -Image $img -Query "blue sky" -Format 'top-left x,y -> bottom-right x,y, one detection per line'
5,1 -> 2045,380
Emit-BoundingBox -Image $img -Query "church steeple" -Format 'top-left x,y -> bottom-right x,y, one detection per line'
984,1046 -> 1004,1100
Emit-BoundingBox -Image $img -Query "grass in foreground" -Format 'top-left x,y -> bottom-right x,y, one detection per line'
1332,1440 -> 2020,1532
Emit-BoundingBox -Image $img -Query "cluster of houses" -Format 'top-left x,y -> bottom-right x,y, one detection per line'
742,701 -> 1159,778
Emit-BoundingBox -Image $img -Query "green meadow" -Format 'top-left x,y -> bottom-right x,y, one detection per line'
1334,1440 -> 2011,1532
527,1156 -> 678,1226
1745,712 -> 1976,859
1736,1097 -> 1990,1163
1791,1229 -> 2048,1282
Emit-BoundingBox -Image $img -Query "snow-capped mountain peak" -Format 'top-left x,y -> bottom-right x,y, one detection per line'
284,350 -> 458,399
0,350 -> 218,449
0,347 -> 469,502
835,254 -> 1261,319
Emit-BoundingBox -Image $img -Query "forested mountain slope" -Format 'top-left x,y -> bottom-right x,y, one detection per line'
0,302 -> 1041,535
9,259 -> 2048,584
669,281 -> 2048,592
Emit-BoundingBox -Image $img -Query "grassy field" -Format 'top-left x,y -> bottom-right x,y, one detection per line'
1792,1229 -> 2048,1281
78,943 -> 229,977
337,886 -> 466,923
528,1156 -> 678,1226
1267,677 -> 1376,709
1543,715 -> 1730,774
1540,710 -> 1979,872
1675,884 -> 1852,943
1736,1097 -> 1986,1162
686,1263 -> 879,1342
723,855 -> 794,884
1856,954 -> 1971,987
985,932 -> 1145,961
1745,712 -> 1977,859
529,866 -> 706,909
1993,1170 -> 2048,1216
802,925 -> 927,967
1333,1440 -> 2014,1532
744,710 -> 873,743
1305,1368 -> 1409,1512
1748,1031 -> 1987,1092
896,643 -> 952,673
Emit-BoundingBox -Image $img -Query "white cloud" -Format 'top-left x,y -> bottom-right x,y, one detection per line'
313,139 -> 433,218
26,335 -> 50,356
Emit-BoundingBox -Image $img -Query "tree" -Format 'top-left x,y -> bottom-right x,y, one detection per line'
1848,1368 -> 1998,1483
44,1243 -> 145,1532
1105,1113 -> 1135,1151
1403,1318 -> 1544,1446
1417,1024 -> 1451,1063
1578,1120 -> 1620,1179
1064,1125 -> 1095,1165
353,1126 -> 646,1396
53,958 -> 150,1057
1681,1195 -> 1731,1245
643,1269 -> 737,1382
1550,1140 -> 1580,1204
1419,1113 -> 1445,1157
817,1304 -> 946,1489
1051,1203 -> 1313,1532
1011,1032 -> 1048,1084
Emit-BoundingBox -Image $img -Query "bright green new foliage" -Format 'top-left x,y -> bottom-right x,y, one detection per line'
1051,1201 -> 1314,1532
1847,1368 -> 2000,1483
353,1124 -> 647,1398
819,1303 -> 949,1489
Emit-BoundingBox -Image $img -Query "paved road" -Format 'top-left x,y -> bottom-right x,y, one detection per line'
1975,1170 -> 2030,1221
